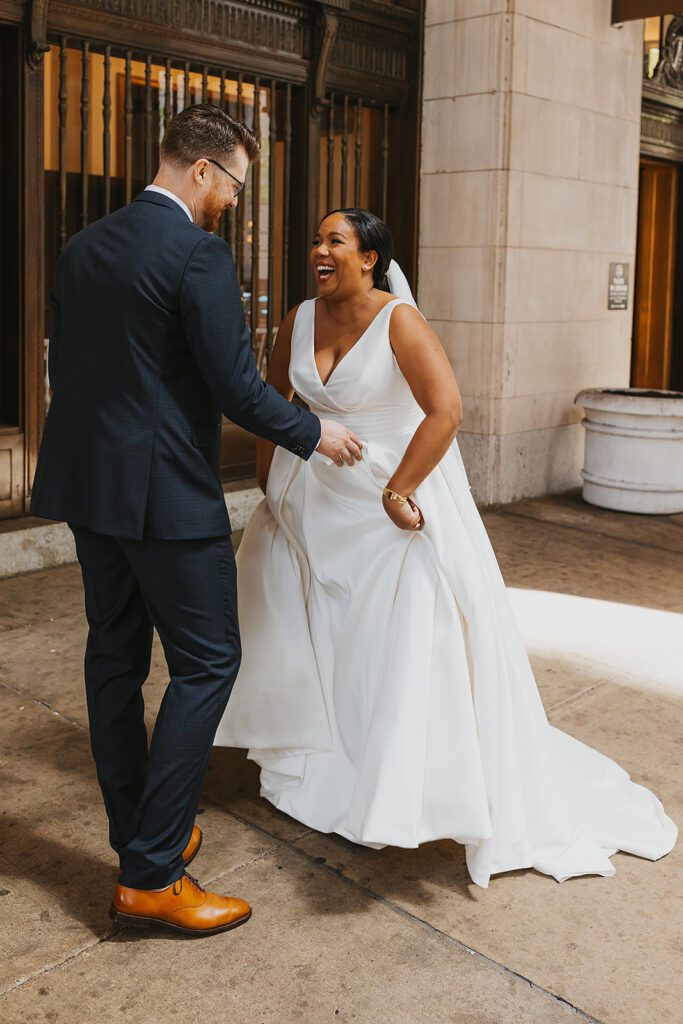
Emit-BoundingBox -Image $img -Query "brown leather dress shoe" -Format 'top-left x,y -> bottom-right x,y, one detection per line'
110,873 -> 252,936
182,825 -> 202,868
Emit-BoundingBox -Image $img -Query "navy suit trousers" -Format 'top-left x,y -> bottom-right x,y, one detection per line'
70,527 -> 240,889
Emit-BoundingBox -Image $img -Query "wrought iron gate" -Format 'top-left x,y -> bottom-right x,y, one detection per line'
0,0 -> 423,511
44,43 -> 300,378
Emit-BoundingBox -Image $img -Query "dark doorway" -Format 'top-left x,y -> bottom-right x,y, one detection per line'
1,0 -> 423,521
0,26 -> 24,517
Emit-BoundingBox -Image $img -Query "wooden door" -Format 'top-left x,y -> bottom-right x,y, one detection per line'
632,159 -> 678,388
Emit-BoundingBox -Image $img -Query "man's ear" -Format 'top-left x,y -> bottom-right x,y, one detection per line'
193,159 -> 209,184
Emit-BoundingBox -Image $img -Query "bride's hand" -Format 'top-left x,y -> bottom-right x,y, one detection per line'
382,493 -> 424,531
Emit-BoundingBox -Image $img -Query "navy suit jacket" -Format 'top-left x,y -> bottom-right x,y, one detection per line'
31,190 -> 320,539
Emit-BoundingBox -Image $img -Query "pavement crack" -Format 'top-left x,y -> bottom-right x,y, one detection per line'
0,930 -> 117,998
547,682 -> 603,713
192,796 -> 607,1024
496,508 -> 683,561
0,713 -> 606,1024
0,677 -> 87,732
286,842 -> 606,1024
203,841 -> 284,887
0,608 -> 78,635
201,791 -> 313,846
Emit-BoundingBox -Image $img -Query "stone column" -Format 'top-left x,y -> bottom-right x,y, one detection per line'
419,1 -> 643,504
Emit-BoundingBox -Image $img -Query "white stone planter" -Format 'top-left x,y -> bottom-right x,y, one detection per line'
574,388 -> 683,515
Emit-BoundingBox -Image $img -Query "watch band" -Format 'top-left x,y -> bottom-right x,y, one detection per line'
383,486 -> 409,503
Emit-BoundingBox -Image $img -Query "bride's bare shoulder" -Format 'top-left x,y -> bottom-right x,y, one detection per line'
388,300 -> 425,327
276,302 -> 307,340
282,302 -> 304,325
388,302 -> 435,357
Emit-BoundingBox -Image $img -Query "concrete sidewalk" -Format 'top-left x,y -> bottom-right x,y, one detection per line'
0,493 -> 681,1024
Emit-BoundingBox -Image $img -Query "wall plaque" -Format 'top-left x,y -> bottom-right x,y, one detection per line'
608,262 -> 630,310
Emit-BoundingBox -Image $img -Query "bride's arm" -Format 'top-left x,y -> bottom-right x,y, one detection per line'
256,306 -> 299,493
384,304 -> 462,520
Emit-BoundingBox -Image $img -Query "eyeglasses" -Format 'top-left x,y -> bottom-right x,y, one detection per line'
206,157 -> 245,197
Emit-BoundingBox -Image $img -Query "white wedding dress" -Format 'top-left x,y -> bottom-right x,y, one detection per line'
214,288 -> 677,888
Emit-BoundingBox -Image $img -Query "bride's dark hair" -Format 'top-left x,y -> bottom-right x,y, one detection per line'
323,208 -> 394,292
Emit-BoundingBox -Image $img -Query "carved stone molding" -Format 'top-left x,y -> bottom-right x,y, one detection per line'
42,0 -> 419,89
642,107 -> 683,157
28,0 -> 50,66
48,0 -> 307,57
353,0 -> 418,24
332,15 -> 408,81
651,14 -> 683,89
642,80 -> 683,160
311,3 -> 343,117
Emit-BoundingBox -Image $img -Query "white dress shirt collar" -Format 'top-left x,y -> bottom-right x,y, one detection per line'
144,184 -> 193,223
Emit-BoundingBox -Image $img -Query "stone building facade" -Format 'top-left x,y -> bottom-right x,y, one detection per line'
0,0 -> 679,534
420,1 -> 645,504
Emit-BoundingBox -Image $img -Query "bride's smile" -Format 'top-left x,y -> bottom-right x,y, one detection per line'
311,211 -> 378,299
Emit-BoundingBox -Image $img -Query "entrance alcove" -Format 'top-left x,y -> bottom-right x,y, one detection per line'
0,0 -> 424,520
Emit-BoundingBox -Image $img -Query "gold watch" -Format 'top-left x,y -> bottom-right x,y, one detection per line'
383,486 -> 409,503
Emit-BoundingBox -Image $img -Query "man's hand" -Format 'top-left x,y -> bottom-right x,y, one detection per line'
382,493 -> 424,531
317,419 -> 363,466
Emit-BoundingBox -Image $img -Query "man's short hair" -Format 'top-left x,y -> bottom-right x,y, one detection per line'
160,103 -> 259,168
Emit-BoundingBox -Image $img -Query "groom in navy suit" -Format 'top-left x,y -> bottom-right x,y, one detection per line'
31,104 -> 362,936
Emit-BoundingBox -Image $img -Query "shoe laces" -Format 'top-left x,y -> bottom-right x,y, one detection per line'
172,872 -> 205,897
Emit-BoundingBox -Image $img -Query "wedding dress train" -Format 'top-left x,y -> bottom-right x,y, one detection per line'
214,295 -> 677,888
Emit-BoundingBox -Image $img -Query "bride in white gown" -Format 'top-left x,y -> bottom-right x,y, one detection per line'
214,208 -> 677,888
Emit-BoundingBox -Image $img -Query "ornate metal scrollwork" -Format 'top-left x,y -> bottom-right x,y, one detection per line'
27,0 -> 50,68
652,14 -> 683,89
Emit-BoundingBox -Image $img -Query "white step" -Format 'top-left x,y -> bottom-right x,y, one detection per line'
0,482 -> 261,579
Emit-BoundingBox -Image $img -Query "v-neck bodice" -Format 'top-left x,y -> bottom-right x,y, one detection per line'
289,297 -> 423,436
312,298 -> 397,389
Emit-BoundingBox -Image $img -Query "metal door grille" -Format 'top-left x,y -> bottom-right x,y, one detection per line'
44,39 -> 298,377
42,37 -> 402,482
322,93 -> 392,222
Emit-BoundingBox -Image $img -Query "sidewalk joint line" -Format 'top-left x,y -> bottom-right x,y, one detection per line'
0,930 -> 117,998
287,842 -> 606,1024
203,841 -> 284,888
0,834 -> 284,995
0,604 -> 80,634
196,794 -> 605,1024
200,791 -> 314,847
0,677 -> 88,732
496,508 -> 683,561
547,682 -> 603,713
0,638 -> 611,1023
